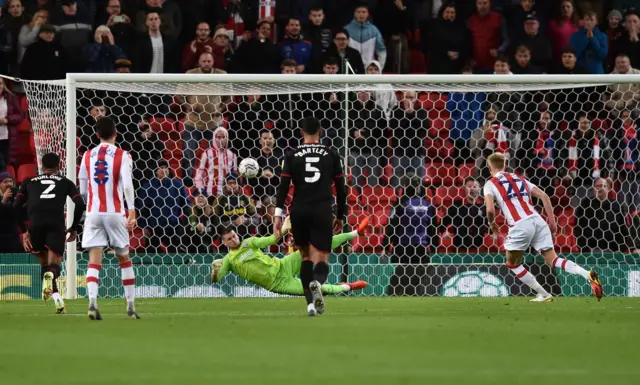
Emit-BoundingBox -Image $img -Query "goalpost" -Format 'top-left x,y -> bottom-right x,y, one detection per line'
16,73 -> 640,299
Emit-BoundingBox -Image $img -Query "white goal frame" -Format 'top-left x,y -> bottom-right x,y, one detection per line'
62,73 -> 640,299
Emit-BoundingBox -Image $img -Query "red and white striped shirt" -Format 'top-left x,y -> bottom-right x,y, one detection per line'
79,143 -> 134,215
195,147 -> 238,196
483,171 -> 539,226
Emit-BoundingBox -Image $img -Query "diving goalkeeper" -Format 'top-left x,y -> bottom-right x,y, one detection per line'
211,217 -> 368,295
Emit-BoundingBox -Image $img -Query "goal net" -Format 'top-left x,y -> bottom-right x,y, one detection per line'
17,74 -> 640,299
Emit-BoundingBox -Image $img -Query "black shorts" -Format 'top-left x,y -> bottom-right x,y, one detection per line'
290,205 -> 333,253
29,222 -> 66,257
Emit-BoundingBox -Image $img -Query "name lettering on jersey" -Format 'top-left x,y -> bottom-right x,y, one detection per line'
238,249 -> 254,262
32,174 -> 63,182
294,146 -> 328,157
91,146 -> 119,159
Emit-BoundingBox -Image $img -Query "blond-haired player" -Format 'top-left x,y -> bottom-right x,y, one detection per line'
483,153 -> 603,302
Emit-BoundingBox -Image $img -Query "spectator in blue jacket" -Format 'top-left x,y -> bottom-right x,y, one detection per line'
138,161 -> 190,253
344,4 -> 387,70
570,11 -> 608,74
277,17 -> 312,73
83,25 -> 125,73
447,68 -> 487,163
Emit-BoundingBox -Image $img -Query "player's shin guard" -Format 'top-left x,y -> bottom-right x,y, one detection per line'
551,257 -> 590,280
313,261 -> 329,285
507,263 -> 550,296
86,264 -> 101,308
119,260 -> 135,306
300,260 -> 315,305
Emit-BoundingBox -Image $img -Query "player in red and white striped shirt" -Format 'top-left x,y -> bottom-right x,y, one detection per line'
78,117 -> 139,320
483,153 -> 603,302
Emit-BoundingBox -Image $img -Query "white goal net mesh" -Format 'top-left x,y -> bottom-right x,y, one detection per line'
16,76 -> 640,298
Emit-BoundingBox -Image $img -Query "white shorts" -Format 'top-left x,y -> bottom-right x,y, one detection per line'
82,215 -> 129,249
504,216 -> 553,252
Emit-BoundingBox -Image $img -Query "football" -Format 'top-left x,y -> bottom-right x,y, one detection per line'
239,158 -> 260,179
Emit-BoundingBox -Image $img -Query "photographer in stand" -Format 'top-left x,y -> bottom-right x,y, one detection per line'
0,172 -> 23,253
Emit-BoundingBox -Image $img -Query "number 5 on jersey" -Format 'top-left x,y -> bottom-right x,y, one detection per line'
305,157 -> 321,183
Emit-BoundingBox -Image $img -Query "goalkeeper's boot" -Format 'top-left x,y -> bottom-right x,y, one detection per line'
530,293 -> 553,303
343,280 -> 368,291
88,305 -> 102,321
309,281 -> 325,315
41,272 -> 53,301
357,217 -> 370,236
55,298 -> 66,314
127,304 -> 141,319
588,270 -> 603,301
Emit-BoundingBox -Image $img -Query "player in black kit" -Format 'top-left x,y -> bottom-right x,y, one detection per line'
13,153 -> 85,313
274,117 -> 347,316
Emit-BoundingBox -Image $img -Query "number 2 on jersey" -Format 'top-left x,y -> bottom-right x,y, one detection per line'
504,178 -> 527,200
305,157 -> 321,183
39,180 -> 56,199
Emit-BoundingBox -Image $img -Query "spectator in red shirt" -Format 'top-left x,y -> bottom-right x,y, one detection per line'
181,22 -> 214,72
467,0 -> 504,72
547,0 -> 580,63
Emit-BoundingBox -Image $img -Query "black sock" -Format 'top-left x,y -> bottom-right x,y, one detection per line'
300,260 -> 315,305
313,261 -> 329,285
40,265 -> 49,280
50,264 -> 61,293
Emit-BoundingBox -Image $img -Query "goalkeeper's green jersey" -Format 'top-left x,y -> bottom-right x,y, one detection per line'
216,235 -> 281,289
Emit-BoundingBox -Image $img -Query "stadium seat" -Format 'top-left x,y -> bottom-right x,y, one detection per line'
424,162 -> 460,186
149,117 -> 176,133
433,186 -> 465,208
370,207 -> 392,230
17,163 -> 38,184
420,93 -> 447,110
348,208 -> 369,227
425,139 -> 454,159
362,186 -> 396,205
482,234 -> 504,252
459,163 -> 477,179
347,187 -> 360,204
130,228 -> 145,251
6,165 -> 16,180
409,50 -> 426,73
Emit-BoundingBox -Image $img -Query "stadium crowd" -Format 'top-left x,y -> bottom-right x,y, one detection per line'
1,0 -> 640,257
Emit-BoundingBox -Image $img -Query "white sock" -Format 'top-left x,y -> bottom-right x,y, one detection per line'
52,292 -> 63,304
552,257 -> 590,280
120,260 -> 136,306
86,264 -> 101,308
341,284 -> 351,291
349,230 -> 358,238
508,264 -> 550,296
307,303 -> 316,312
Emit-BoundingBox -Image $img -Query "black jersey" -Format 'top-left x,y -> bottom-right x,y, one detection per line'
276,143 -> 347,219
16,173 -> 81,226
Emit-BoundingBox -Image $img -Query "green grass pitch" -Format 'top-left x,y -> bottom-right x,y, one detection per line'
1,297 -> 639,385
